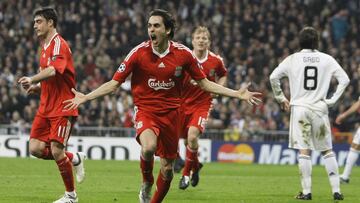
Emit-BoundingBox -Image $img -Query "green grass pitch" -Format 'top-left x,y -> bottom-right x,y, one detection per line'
0,157 -> 359,203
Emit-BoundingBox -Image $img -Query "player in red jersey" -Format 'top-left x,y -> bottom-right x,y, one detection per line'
178,26 -> 227,190
18,7 -> 85,203
63,9 -> 261,203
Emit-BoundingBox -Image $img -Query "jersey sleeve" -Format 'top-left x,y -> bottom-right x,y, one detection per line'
269,56 -> 291,102
215,57 -> 227,77
112,48 -> 139,84
184,51 -> 206,81
49,40 -> 68,74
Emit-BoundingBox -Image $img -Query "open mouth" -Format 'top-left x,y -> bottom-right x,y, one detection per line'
150,34 -> 157,41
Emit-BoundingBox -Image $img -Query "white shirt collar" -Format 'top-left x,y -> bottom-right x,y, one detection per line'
300,49 -> 318,53
193,50 -> 208,63
43,32 -> 58,50
152,41 -> 170,58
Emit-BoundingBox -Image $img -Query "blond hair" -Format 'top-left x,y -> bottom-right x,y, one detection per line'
192,26 -> 211,40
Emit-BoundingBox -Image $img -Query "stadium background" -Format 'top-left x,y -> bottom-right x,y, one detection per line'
0,0 -> 360,202
0,0 -> 358,133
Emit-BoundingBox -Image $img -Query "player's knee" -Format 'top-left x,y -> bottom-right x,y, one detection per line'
142,142 -> 157,155
50,142 -> 65,160
187,128 -> 200,147
321,149 -> 333,156
161,165 -> 174,180
187,133 -> 198,145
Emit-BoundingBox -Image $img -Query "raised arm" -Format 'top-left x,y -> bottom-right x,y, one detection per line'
63,79 -> 120,110
196,78 -> 261,105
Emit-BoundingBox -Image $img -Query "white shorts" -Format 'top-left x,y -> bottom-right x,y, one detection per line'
352,127 -> 360,145
289,106 -> 332,151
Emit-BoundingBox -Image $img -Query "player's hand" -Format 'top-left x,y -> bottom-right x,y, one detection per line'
335,113 -> 346,125
280,99 -> 290,112
18,76 -> 32,90
237,83 -> 262,105
63,88 -> 87,110
26,85 -> 41,95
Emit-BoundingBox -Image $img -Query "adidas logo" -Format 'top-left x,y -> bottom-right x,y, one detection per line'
158,62 -> 165,68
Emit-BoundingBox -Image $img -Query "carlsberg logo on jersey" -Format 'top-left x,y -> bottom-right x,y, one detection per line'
148,78 -> 175,90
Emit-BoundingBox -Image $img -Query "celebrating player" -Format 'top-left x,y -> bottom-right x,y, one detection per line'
270,27 -> 349,201
335,93 -> 360,184
63,9 -> 261,203
18,7 -> 85,203
178,26 -> 227,190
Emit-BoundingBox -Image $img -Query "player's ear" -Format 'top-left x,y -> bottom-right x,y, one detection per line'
48,19 -> 54,27
166,29 -> 171,36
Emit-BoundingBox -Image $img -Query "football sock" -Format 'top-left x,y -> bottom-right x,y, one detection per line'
65,151 -> 74,162
298,154 -> 312,194
342,148 -> 359,179
151,170 -> 172,203
56,157 -> 75,192
323,152 -> 340,193
140,155 -> 154,184
182,146 -> 198,176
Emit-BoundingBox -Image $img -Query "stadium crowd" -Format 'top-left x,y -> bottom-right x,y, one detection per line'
0,0 -> 359,139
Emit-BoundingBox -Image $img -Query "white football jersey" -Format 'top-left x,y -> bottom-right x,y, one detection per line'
270,49 -> 350,114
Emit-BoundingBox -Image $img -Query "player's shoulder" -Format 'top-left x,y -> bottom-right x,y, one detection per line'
51,34 -> 70,55
171,41 -> 192,53
54,34 -> 69,46
124,41 -> 151,61
208,51 -> 224,62
131,41 -> 151,53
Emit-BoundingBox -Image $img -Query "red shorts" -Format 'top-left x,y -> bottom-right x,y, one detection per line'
180,106 -> 210,139
30,115 -> 76,146
134,108 -> 181,159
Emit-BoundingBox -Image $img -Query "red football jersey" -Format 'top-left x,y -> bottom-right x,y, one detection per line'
112,41 -> 206,113
182,50 -> 227,112
38,33 -> 78,117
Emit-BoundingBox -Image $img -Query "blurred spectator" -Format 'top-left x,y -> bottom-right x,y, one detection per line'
0,0 -> 358,136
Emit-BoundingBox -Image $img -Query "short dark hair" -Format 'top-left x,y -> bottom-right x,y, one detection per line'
299,27 -> 319,50
148,9 -> 176,39
34,7 -> 58,28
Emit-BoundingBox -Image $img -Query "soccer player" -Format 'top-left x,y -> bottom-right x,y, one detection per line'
269,27 -> 349,201
18,7 -> 85,203
63,9 -> 261,203
335,96 -> 360,184
178,26 -> 227,190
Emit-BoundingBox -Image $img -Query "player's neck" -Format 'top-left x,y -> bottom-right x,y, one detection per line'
44,29 -> 57,45
194,49 -> 207,60
153,40 -> 169,54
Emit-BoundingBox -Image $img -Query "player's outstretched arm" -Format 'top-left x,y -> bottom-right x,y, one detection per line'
196,78 -> 262,105
335,99 -> 360,124
63,79 -> 120,110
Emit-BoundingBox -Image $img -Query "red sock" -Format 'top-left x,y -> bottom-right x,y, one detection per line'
182,146 -> 198,176
151,170 -> 172,203
65,151 -> 74,162
140,155 -> 154,184
56,157 -> 75,192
